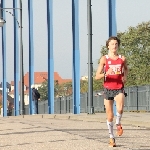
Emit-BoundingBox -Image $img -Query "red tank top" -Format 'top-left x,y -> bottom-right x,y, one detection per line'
104,55 -> 124,89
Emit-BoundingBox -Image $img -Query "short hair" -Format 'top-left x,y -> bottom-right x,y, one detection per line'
106,36 -> 120,49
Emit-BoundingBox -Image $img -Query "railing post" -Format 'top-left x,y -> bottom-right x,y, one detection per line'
137,86 -> 138,112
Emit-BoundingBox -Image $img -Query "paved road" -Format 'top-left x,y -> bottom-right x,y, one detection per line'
0,113 -> 150,150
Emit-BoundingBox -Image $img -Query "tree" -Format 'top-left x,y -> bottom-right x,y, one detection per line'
58,81 -> 72,96
93,78 -> 103,91
0,90 -> 14,114
38,80 -> 73,100
80,80 -> 88,93
100,21 -> 150,86
38,81 -> 48,100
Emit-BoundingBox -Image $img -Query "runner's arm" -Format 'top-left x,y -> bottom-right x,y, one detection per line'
123,57 -> 128,78
122,56 -> 128,83
95,56 -> 105,80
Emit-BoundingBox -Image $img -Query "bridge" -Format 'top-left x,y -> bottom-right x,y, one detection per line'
1,0 -> 118,116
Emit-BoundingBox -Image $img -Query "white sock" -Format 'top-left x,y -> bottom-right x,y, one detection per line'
107,120 -> 114,138
116,112 -> 122,125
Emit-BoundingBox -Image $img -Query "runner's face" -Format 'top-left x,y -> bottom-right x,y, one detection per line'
108,40 -> 118,53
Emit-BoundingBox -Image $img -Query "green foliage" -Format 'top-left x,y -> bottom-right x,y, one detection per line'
93,78 -> 103,91
38,81 -> 48,100
92,70 -> 103,91
38,80 -> 73,100
80,80 -> 88,93
100,21 -> 150,87
60,81 -> 72,96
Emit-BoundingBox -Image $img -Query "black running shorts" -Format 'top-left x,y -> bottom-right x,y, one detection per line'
104,88 -> 125,100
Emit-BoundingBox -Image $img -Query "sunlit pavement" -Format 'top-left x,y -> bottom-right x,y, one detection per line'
0,112 -> 150,150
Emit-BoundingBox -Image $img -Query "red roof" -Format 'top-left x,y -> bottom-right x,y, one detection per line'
23,72 -> 71,86
9,72 -> 72,94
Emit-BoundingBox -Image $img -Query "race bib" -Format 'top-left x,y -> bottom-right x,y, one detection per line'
109,64 -> 122,75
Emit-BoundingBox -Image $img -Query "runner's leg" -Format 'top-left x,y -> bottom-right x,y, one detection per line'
115,93 -> 125,136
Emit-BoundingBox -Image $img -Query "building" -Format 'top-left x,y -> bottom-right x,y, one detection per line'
0,82 -> 11,92
8,72 -> 71,105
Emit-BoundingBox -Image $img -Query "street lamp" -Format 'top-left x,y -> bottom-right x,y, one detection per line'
0,18 -> 5,27
0,4 -> 5,27
0,0 -> 24,115
87,0 -> 94,114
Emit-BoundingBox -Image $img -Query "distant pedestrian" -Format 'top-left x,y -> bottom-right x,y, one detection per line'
95,36 -> 128,147
31,85 -> 40,114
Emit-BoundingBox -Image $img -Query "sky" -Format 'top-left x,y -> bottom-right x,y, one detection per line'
0,0 -> 150,82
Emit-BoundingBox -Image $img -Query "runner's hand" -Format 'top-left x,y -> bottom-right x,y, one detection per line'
122,76 -> 127,83
106,68 -> 113,76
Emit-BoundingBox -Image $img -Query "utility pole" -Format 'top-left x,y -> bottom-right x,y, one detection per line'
19,0 -> 24,115
87,0 -> 94,114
